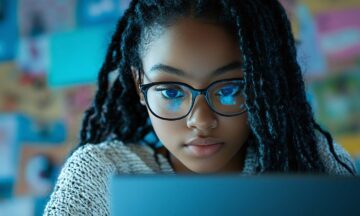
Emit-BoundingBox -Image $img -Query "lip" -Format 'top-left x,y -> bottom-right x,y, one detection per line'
185,137 -> 224,157
185,137 -> 224,146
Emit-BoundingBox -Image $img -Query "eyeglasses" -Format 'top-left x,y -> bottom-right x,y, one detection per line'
139,78 -> 247,121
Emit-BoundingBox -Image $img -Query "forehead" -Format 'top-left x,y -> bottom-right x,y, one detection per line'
141,18 -> 243,83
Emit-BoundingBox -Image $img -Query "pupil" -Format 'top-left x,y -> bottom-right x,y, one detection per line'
166,89 -> 178,98
222,87 -> 233,95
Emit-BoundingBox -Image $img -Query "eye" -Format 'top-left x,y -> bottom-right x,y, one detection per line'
155,86 -> 185,100
216,85 -> 240,97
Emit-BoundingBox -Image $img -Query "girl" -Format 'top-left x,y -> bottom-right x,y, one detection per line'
44,0 -> 357,215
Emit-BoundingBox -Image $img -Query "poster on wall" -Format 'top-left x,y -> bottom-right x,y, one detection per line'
0,115 -> 18,178
0,62 -> 68,147
15,144 -> 67,197
62,85 -> 95,141
77,0 -> 130,27
296,4 -> 327,77
17,114 -> 67,144
18,0 -> 76,36
0,63 -> 64,121
308,67 -> 360,157
49,26 -> 109,87
17,35 -> 49,76
315,9 -> 360,62
310,69 -> 360,135
0,0 -> 17,61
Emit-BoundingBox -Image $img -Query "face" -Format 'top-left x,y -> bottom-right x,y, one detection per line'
134,18 -> 250,173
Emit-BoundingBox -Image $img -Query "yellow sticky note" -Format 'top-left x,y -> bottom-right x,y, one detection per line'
301,0 -> 360,13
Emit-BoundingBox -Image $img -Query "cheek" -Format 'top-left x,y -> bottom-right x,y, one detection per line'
220,114 -> 249,141
148,112 -> 185,145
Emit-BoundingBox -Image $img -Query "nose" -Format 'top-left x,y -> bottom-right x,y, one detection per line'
186,95 -> 218,132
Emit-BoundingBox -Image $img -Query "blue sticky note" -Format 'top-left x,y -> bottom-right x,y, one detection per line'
0,178 -> 14,199
17,114 -> 67,144
49,25 -> 113,87
0,114 -> 19,178
0,0 -> 18,61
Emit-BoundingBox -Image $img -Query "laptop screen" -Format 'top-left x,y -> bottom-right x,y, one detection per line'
110,175 -> 360,216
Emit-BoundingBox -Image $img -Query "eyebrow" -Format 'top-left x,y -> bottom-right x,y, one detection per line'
149,61 -> 243,77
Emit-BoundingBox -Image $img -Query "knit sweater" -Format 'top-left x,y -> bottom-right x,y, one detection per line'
43,134 -> 357,216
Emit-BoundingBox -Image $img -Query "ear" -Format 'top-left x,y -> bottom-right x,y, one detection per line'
131,66 -> 146,106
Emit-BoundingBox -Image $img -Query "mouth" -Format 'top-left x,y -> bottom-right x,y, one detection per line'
185,143 -> 224,157
184,137 -> 224,157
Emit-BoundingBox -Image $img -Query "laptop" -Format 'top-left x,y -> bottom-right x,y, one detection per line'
110,174 -> 360,216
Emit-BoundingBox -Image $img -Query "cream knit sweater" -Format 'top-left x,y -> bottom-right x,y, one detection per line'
43,134 -> 357,215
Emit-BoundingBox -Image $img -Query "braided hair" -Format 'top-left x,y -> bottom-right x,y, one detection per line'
77,0 -> 355,174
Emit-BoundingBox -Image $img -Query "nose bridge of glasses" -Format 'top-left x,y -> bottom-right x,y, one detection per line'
191,88 -> 207,97
191,88 -> 213,112
187,92 -> 218,126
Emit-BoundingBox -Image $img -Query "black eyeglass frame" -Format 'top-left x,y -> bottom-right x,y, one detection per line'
139,78 -> 248,121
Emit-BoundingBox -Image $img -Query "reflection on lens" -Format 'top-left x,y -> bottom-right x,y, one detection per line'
165,99 -> 183,112
209,80 -> 245,115
220,96 -> 237,105
147,84 -> 192,119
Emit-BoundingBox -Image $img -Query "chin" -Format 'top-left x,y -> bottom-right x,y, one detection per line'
186,162 -> 225,174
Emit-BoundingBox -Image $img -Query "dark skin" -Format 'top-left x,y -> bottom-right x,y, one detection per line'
155,142 -> 247,173
133,18 -> 250,173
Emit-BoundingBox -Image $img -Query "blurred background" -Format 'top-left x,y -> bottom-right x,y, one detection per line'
0,0 -> 359,215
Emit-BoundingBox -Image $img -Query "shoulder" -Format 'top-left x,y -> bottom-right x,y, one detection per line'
315,131 -> 357,176
43,140 -> 159,215
43,142 -> 117,215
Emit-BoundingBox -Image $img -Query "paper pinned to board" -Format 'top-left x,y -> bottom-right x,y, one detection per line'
315,9 -> 360,60
0,0 -> 18,61
48,25 -> 112,88
0,114 -> 18,178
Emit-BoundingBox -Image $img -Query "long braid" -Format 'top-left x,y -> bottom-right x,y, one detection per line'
269,0 -> 326,171
231,0 -> 278,172
243,0 -> 285,171
100,0 -> 152,143
248,0 -> 297,171
79,1 -> 140,145
231,0 -> 326,172
313,122 -> 356,175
